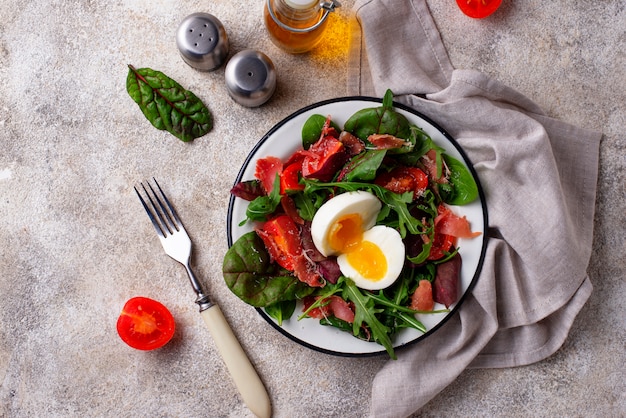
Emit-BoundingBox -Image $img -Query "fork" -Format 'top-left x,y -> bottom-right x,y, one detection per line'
135,178 -> 271,418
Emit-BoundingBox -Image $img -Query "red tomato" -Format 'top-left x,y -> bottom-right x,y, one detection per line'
301,135 -> 347,182
280,163 -> 305,194
427,230 -> 456,261
256,214 -> 303,271
116,297 -> 176,350
428,205 -> 457,260
375,167 -> 429,199
456,0 -> 502,18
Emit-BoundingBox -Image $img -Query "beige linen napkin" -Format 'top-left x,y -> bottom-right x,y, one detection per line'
348,1 -> 602,416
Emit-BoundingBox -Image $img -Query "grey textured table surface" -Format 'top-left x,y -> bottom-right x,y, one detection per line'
1,1 -> 624,417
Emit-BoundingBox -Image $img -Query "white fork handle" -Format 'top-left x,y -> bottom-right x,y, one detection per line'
200,305 -> 272,418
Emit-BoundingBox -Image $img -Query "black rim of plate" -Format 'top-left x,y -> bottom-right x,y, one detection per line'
226,96 -> 489,358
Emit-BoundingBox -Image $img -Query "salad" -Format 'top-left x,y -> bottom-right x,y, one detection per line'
223,91 -> 481,359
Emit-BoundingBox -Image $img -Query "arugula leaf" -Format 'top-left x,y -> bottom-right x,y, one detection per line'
126,65 -> 212,142
320,317 -> 372,341
243,174 -> 282,223
343,279 -> 396,359
298,279 -> 344,320
303,179 -> 422,237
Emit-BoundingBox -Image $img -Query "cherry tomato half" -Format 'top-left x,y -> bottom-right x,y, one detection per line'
256,214 -> 303,271
427,231 -> 456,261
375,167 -> 429,199
116,297 -> 176,350
280,163 -> 305,194
456,0 -> 502,19
302,135 -> 347,182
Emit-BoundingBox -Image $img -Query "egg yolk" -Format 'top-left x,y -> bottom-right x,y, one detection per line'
328,214 -> 387,281
346,241 -> 387,281
328,214 -> 363,253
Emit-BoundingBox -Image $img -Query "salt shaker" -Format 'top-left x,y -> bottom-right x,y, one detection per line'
225,50 -> 277,107
176,13 -> 229,71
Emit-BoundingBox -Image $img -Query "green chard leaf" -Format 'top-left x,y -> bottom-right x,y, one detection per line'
223,232 -> 315,307
341,149 -> 387,182
126,65 -> 212,142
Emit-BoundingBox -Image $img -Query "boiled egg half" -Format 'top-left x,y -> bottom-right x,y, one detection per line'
310,191 -> 405,290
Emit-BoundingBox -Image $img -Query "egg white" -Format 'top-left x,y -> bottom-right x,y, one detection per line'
336,225 -> 405,290
310,191 -> 382,257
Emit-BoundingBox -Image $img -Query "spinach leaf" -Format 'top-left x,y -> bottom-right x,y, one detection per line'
342,149 -> 387,182
301,114 -> 341,149
265,300 -> 296,326
344,90 -> 411,141
126,65 -> 212,142
395,126 -> 437,166
223,232 -> 315,307
441,155 -> 479,205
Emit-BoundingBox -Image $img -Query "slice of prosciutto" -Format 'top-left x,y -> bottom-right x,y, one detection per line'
435,204 -> 481,239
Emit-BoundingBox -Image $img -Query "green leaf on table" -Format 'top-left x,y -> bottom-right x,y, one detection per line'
126,65 -> 212,142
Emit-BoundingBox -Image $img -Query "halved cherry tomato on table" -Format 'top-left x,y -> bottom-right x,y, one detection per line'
456,0 -> 502,19
116,296 -> 176,350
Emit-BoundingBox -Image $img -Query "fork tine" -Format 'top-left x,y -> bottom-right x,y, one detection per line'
134,183 -> 166,238
135,178 -> 183,238
144,181 -> 176,235
151,178 -> 184,231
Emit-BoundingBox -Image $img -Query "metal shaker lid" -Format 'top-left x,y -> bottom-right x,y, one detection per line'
176,13 -> 229,71
225,50 -> 277,107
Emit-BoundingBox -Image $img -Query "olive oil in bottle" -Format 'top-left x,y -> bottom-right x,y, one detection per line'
263,0 -> 340,54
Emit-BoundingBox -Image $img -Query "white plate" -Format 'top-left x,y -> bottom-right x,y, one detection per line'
227,97 -> 488,357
